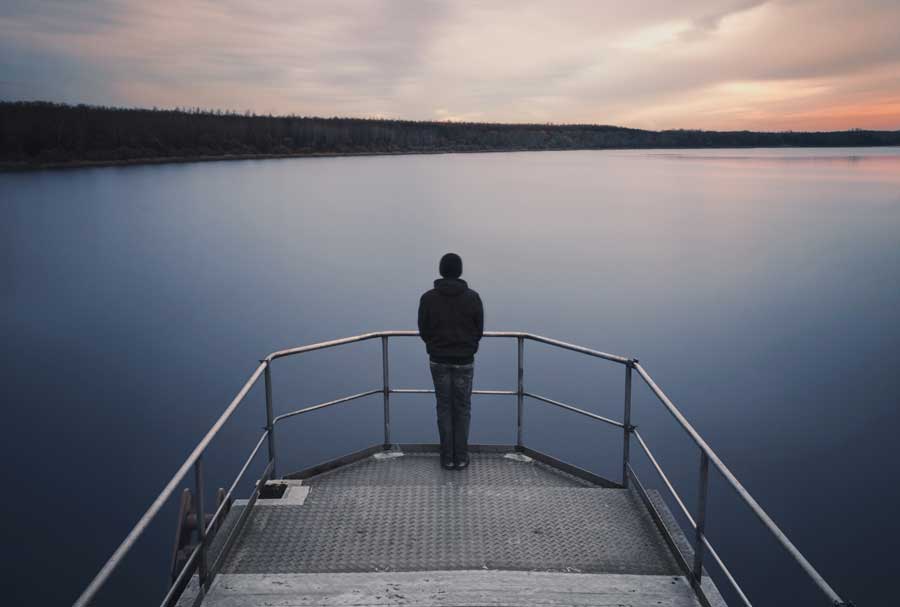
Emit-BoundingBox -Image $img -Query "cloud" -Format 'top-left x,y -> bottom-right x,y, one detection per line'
1,0 -> 899,129
681,0 -> 767,40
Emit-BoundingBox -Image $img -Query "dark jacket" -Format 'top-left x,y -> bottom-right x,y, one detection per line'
418,278 -> 484,364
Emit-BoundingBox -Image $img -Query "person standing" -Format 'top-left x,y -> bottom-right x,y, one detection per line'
418,253 -> 484,470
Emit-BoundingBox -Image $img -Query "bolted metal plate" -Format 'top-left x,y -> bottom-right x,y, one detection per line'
220,485 -> 680,576
302,452 -> 597,488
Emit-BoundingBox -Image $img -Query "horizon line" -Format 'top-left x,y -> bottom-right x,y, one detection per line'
6,99 -> 899,136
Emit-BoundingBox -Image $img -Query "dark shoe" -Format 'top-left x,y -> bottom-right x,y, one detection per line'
454,456 -> 470,470
441,456 -> 455,470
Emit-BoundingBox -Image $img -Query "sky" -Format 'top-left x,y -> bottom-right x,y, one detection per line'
2,0 -> 900,131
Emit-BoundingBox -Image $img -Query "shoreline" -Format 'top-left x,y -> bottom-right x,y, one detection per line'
0,149 -> 537,172
2,144 -> 899,172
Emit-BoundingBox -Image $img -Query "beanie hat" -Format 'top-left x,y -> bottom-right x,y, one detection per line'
439,253 -> 463,278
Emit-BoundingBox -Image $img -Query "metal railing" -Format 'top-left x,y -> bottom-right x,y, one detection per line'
72,331 -> 849,607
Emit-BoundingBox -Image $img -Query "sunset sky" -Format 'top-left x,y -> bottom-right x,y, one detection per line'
2,0 -> 900,131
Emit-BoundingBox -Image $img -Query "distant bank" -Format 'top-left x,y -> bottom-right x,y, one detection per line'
3,100 -> 900,171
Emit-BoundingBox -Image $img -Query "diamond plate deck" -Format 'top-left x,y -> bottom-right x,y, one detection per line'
302,452 -> 596,488
221,483 -> 680,575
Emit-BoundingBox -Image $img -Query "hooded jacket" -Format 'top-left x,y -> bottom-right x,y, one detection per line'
418,278 -> 484,364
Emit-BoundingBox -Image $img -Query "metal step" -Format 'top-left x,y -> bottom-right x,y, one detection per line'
199,570 -> 703,607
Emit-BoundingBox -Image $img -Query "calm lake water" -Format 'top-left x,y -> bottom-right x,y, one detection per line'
2,148 -> 899,606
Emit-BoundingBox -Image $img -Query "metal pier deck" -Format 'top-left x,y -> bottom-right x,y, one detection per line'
198,448 -> 709,607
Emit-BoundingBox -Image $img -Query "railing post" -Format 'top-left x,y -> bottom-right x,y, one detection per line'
264,362 -> 276,478
516,336 -> 524,448
693,451 -> 710,587
622,360 -> 634,487
381,336 -> 391,448
194,456 -> 208,591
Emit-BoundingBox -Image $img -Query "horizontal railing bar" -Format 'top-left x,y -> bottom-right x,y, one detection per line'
267,332 -> 385,361
72,360 -> 268,607
391,388 -> 517,396
273,389 -> 382,425
273,384 -> 519,426
267,330 -> 521,360
265,331 -> 630,364
159,542 -> 201,607
633,362 -> 844,606
524,392 -> 625,428
524,334 -> 631,364
204,430 -> 269,537
391,330 -> 523,338
633,430 -> 696,528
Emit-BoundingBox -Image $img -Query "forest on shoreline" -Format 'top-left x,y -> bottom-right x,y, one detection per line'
3,101 -> 900,169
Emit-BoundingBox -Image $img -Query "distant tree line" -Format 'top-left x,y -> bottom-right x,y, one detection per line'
2,100 -> 899,168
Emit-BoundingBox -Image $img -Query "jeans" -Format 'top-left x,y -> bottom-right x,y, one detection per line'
429,361 -> 474,462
